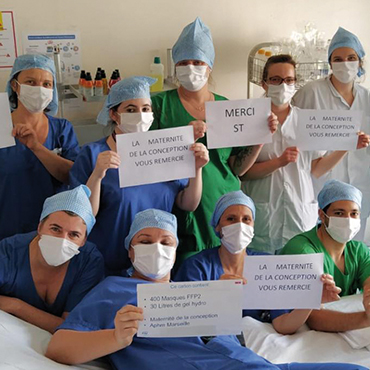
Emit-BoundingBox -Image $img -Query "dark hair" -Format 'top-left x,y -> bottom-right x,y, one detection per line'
322,204 -> 330,214
262,54 -> 297,83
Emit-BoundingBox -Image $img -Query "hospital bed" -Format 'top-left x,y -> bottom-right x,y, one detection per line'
242,294 -> 370,367
1,294 -> 369,369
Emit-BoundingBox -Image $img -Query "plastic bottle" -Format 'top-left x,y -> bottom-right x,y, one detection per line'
150,57 -> 164,92
79,70 -> 86,93
101,70 -> 108,95
115,69 -> 121,81
264,50 -> 273,61
109,71 -> 119,91
94,72 -> 103,96
84,72 -> 94,98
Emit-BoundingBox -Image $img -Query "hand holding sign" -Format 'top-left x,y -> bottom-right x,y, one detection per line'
268,112 -> 279,135
114,305 -> 143,348
189,120 -> 207,141
93,151 -> 121,180
12,123 -> 39,151
321,274 -> 341,304
191,143 -> 209,169
356,132 -> 370,149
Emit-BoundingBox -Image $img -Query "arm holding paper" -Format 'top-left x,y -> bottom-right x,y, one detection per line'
230,113 -> 279,177
311,132 -> 370,178
175,142 -> 209,212
86,151 -> 121,216
12,123 -> 73,184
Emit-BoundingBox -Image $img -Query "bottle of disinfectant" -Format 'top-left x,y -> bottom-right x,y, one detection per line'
150,57 -> 164,92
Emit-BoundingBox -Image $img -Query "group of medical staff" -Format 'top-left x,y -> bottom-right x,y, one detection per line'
0,15 -> 370,369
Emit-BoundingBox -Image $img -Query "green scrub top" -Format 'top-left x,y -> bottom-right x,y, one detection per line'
281,226 -> 370,296
151,89 -> 243,261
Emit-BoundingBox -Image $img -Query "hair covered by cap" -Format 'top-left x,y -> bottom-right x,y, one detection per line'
40,185 -> 96,235
172,17 -> 215,68
6,54 -> 59,116
96,76 -> 156,125
318,179 -> 362,211
124,209 -> 178,250
328,27 -> 365,77
210,191 -> 256,237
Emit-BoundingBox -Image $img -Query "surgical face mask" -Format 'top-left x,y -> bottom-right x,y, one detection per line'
221,222 -> 254,254
176,65 -> 209,92
331,61 -> 359,84
266,83 -> 296,106
324,214 -> 361,244
16,82 -> 53,113
132,243 -> 176,279
38,234 -> 80,267
118,112 -> 154,134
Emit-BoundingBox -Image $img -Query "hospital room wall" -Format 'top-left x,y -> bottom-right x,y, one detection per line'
1,0 -> 370,100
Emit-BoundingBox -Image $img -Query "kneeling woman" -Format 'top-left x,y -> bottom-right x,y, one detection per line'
46,209 -> 363,370
70,76 -> 208,275
175,191 -> 341,334
0,185 -> 104,333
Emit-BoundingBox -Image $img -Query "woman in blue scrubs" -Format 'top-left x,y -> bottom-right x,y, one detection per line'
175,191 -> 341,334
46,209 -> 365,370
70,76 -> 209,276
0,185 -> 104,333
0,54 -> 80,240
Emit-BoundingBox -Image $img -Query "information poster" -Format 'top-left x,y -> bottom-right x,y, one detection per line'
0,11 -> 17,68
23,31 -> 81,84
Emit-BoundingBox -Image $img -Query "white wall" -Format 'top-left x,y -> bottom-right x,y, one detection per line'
1,0 -> 370,101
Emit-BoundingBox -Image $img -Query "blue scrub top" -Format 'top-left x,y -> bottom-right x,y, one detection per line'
0,231 -> 104,316
58,277 -> 362,370
0,115 -> 80,240
174,247 -> 290,321
69,138 -> 188,276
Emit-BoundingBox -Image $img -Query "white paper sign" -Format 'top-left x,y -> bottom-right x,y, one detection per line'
243,253 -> 324,309
0,93 -> 15,149
116,126 -> 195,188
137,280 -> 243,337
294,109 -> 362,151
206,98 -> 272,149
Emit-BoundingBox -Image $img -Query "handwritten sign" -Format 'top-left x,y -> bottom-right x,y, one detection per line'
205,98 -> 272,149
116,126 -> 195,188
137,280 -> 243,337
0,93 -> 15,149
243,253 -> 324,309
294,109 -> 362,151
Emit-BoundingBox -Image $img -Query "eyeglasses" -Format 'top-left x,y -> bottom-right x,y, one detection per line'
265,76 -> 296,86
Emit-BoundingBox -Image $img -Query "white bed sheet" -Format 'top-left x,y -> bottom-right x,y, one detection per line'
0,309 -> 111,370
242,294 -> 370,367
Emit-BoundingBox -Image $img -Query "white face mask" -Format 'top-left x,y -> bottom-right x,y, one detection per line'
266,83 -> 296,106
176,65 -> 209,92
324,214 -> 361,244
118,112 -> 154,133
331,61 -> 359,84
17,82 -> 53,113
221,222 -> 254,254
132,243 -> 176,279
38,234 -> 80,267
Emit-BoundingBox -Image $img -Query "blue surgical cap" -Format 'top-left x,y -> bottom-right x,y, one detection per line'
318,180 -> 362,210
328,27 -> 365,77
172,17 -> 215,69
96,76 -> 156,126
210,191 -> 256,237
40,185 -> 96,235
6,54 -> 59,116
124,209 -> 178,250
